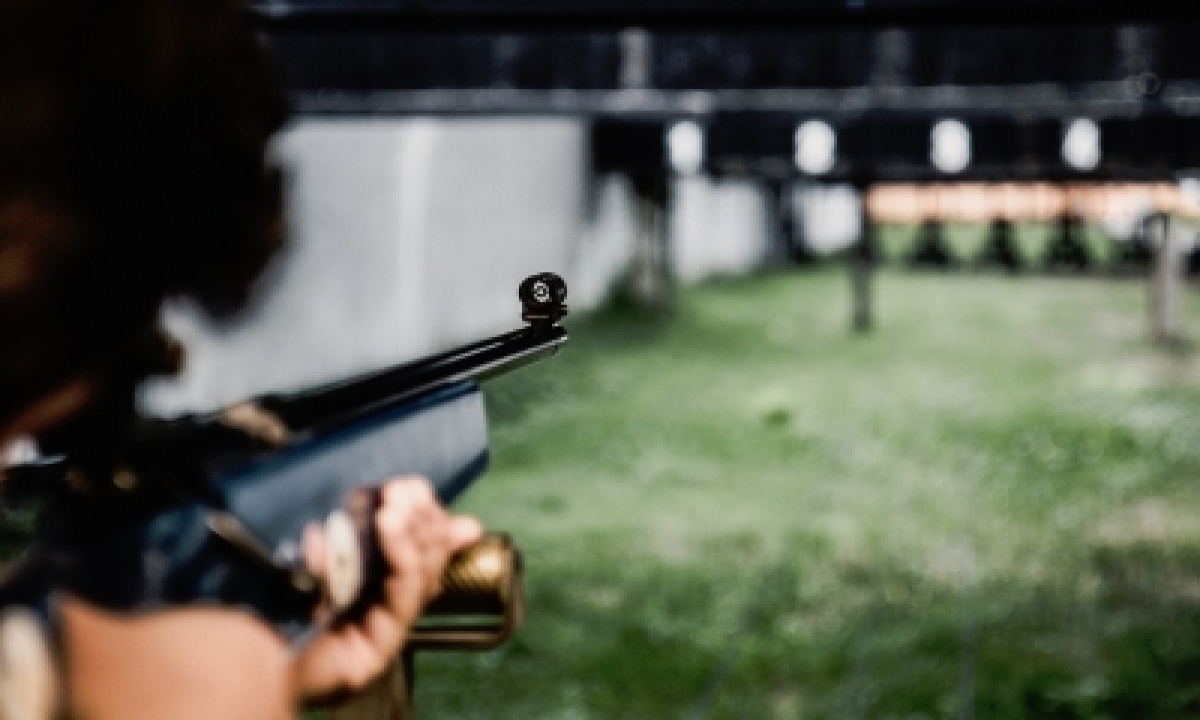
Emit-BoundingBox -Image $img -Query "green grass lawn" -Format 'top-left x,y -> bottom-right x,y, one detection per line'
414,269 -> 1200,719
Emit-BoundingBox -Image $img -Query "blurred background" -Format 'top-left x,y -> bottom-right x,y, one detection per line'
147,1 -> 1200,716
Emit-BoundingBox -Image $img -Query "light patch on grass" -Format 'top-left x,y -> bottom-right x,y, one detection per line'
1094,497 -> 1200,545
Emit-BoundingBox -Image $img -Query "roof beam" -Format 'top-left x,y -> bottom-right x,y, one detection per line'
251,1 -> 1200,31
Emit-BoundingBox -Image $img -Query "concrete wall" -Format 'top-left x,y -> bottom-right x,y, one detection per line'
671,177 -> 776,283
145,119 -> 589,414
794,184 -> 863,254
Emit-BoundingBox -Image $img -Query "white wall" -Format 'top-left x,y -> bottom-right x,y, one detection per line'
146,121 -> 427,414
145,118 -> 589,414
142,120 -> 794,415
795,184 -> 863,254
671,177 -> 775,283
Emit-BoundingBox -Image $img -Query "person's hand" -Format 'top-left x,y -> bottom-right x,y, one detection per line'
288,476 -> 482,705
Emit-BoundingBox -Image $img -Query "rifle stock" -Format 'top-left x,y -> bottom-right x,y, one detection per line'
0,272 -> 569,717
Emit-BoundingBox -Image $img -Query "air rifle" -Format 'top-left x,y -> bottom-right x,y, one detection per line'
0,272 -> 569,714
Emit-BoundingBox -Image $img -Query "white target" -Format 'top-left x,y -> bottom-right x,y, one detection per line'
667,121 -> 704,177
795,120 -> 837,176
1062,118 -> 1101,173
930,119 -> 972,175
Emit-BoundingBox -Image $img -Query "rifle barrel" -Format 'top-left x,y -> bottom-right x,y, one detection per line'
260,325 -> 568,431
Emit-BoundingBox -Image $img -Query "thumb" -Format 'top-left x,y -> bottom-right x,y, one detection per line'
447,515 -> 484,552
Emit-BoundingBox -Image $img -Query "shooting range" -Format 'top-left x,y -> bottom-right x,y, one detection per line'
138,1 -> 1200,716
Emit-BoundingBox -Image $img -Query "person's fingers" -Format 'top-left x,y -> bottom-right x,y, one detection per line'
447,514 -> 484,552
378,535 -> 427,628
292,477 -> 489,705
291,627 -> 373,699
380,476 -> 435,512
293,584 -> 415,698
302,523 -> 326,576
376,479 -> 453,597
351,606 -> 405,675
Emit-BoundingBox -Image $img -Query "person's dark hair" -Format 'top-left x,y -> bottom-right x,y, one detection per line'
0,0 -> 287,429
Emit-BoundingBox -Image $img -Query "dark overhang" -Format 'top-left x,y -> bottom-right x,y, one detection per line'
251,1 -> 1200,30
259,25 -> 1200,119
250,1 -> 1200,180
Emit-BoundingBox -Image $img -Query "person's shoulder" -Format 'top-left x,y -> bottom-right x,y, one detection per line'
60,600 -> 292,720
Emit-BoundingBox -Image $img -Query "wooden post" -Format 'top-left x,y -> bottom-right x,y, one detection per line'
630,194 -> 664,306
628,175 -> 671,310
1149,213 -> 1184,346
850,217 -> 876,333
786,182 -> 818,265
766,178 -> 798,264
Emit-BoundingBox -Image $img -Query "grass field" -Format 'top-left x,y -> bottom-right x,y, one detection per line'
413,268 -> 1200,719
